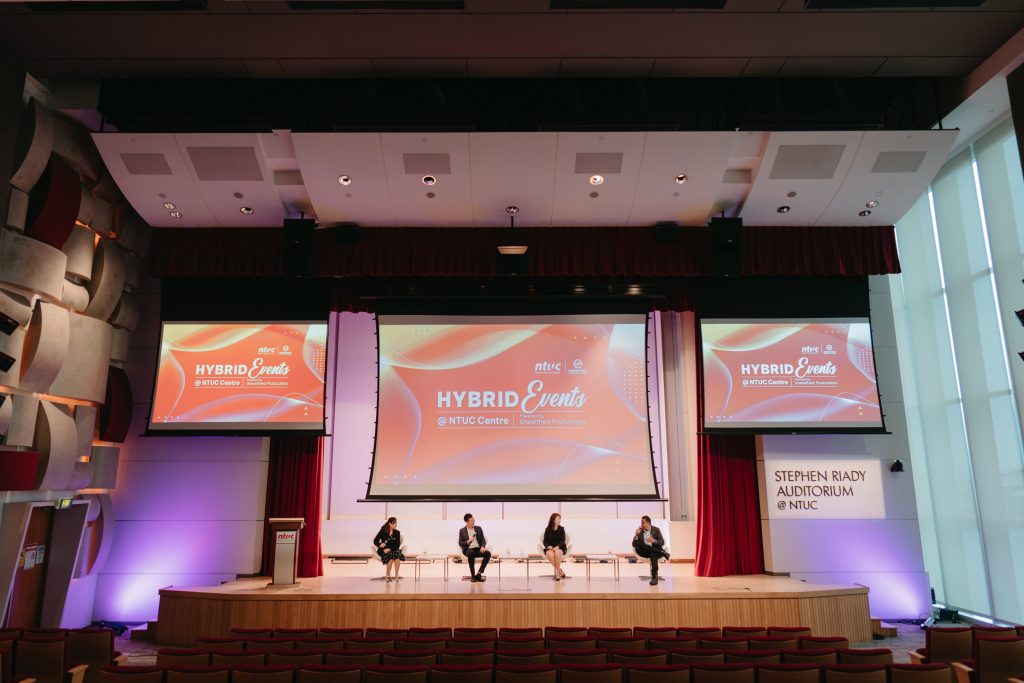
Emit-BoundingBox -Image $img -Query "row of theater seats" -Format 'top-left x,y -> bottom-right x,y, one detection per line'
908,626 -> 1024,683
0,628 -> 124,683
221,628 -> 815,640
101,662 -> 957,683
157,646 -> 896,667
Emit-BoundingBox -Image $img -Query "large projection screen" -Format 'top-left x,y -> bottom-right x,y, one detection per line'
368,314 -> 659,500
148,322 -> 327,432
701,318 -> 885,432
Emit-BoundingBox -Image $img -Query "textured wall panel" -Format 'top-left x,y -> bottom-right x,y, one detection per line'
75,405 -> 97,458
110,293 -> 139,331
0,229 -> 68,302
99,366 -> 132,443
52,117 -> 100,182
35,399 -> 79,490
89,446 -> 119,489
91,173 -> 119,204
10,99 -> 54,193
70,460 -> 93,490
0,449 -> 40,491
84,239 -> 125,321
20,301 -> 69,393
0,288 -> 34,328
6,394 -> 39,447
114,202 -> 151,257
0,326 -> 25,388
24,158 -> 80,249
62,225 -> 95,281
90,199 -> 112,237
77,183 -> 95,226
122,251 -> 144,292
6,187 -> 27,232
110,328 -> 129,363
0,393 -> 10,436
48,312 -> 112,403
60,280 -> 89,312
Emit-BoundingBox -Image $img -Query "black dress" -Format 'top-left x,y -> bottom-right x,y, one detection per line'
374,528 -> 405,564
543,526 -> 567,554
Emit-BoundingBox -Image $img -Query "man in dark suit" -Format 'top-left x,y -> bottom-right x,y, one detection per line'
632,515 -> 670,585
458,513 -> 491,582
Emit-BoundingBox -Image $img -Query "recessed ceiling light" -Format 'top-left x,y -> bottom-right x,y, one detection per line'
506,206 -> 519,215
674,174 -> 688,185
338,175 -> 352,186
240,207 -> 254,215
589,174 -> 604,186
169,211 -> 182,218
422,175 -> 436,186
866,200 -> 879,209
859,210 -> 872,217
777,205 -> 791,214
162,202 -> 175,210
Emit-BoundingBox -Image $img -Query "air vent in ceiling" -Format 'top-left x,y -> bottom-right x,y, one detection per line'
26,1 -> 206,11
552,0 -> 725,8
120,153 -> 172,176
187,146 -> 264,182
403,153 -> 452,175
805,1 -> 981,7
870,151 -> 926,174
287,0 -> 462,9
768,144 -> 845,181
722,168 -> 752,184
574,152 -> 623,175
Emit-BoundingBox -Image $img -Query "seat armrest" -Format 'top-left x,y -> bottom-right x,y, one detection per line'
951,661 -> 973,683
1006,678 -> 1024,683
113,654 -> 129,665
907,649 -> 926,664
18,678 -> 37,683
67,663 -> 89,683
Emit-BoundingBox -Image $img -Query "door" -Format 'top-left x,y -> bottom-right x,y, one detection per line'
4,505 -> 54,628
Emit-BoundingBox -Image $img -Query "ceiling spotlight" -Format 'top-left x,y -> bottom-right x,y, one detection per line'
777,206 -> 791,214
240,207 -> 254,215
162,201 -> 175,210
506,206 -> 519,215
589,174 -> 605,186
422,175 -> 437,186
866,200 -> 879,209
169,211 -> 183,218
859,210 -> 872,217
674,174 -> 688,185
338,175 -> 352,186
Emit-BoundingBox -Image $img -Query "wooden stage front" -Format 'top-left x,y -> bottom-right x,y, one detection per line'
155,566 -> 872,646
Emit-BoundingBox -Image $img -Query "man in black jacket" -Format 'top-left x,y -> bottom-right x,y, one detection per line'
458,513 -> 491,582
632,515 -> 670,585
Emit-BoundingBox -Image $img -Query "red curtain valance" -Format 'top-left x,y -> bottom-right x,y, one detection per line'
150,225 -> 901,279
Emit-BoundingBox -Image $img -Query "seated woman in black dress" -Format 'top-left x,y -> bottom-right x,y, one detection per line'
373,516 -> 405,582
542,513 -> 568,581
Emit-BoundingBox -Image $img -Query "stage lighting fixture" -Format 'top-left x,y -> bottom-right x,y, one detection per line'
506,205 -> 519,215
169,211 -> 182,218
162,202 -> 175,210
866,200 -> 879,208
240,207 -> 254,215
0,312 -> 18,335
0,351 -> 14,373
589,174 -> 604,186
674,174 -> 688,185
777,205 -> 791,214
890,459 -> 904,473
338,175 -> 352,186
422,175 -> 436,186
859,210 -> 872,217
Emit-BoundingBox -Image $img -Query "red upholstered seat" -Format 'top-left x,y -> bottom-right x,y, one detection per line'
428,664 -> 493,683
363,665 -> 429,683
323,649 -> 383,666
916,628 -> 972,664
14,636 -> 70,683
677,628 -> 722,640
99,666 -> 165,683
245,639 -> 294,653
453,629 -> 497,640
496,638 -> 546,651
612,650 -> 668,666
230,664 -> 297,683
196,638 -> 245,651
545,628 -> 588,638
446,638 -> 495,651
623,664 -> 691,683
699,637 -> 748,651
766,627 -> 812,638
365,629 -> 409,639
156,649 -> 212,667
67,628 -> 117,683
544,636 -> 596,650
345,639 -> 395,651
295,639 -> 345,649
230,630 -> 273,640
296,664 -> 362,683
558,663 -> 623,683
836,648 -> 893,665
646,637 -> 698,650
164,665 -> 230,683
266,652 -> 325,666
633,628 -> 676,638
800,637 -> 849,650
407,628 -> 452,639
273,630 -> 317,640
755,663 -> 821,683
968,636 -> 1024,683
494,650 -> 550,665
596,637 -> 646,653
396,639 -> 446,652
493,664 -> 558,683
748,636 -> 797,651
820,663 -> 887,683
781,648 -> 838,664
381,650 -> 437,666
317,629 -> 362,640
689,662 -> 755,683
669,649 -> 726,664
209,650 -> 266,667
721,627 -> 767,639
723,649 -> 780,664
548,648 -> 609,665
887,663 -> 956,683
588,628 -> 632,637
500,629 -> 543,638
437,649 -> 494,665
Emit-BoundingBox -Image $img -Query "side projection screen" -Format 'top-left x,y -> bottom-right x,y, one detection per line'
701,318 -> 885,432
368,314 -> 659,500
149,322 -> 327,432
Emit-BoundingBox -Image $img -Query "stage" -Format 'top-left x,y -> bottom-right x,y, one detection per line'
155,560 -> 872,646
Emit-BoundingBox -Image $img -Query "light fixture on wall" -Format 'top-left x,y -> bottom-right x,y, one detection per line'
0,312 -> 17,336
0,351 -> 14,373
890,459 -> 904,473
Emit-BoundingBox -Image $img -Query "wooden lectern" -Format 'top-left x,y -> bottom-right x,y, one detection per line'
268,517 -> 306,585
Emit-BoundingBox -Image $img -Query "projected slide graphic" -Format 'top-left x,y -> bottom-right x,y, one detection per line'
702,319 -> 883,431
150,322 -> 327,431
370,315 -> 658,499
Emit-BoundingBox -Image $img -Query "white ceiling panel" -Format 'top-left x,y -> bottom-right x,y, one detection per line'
817,130 -> 958,227
291,133 -> 396,226
91,132 -> 218,228
380,133 -> 472,227
469,133 -> 558,228
550,132 -> 646,227
740,131 -> 864,226
628,132 -> 736,227
173,133 -> 286,227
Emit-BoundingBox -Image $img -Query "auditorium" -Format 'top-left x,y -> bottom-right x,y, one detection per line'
2,2 -> 1024,683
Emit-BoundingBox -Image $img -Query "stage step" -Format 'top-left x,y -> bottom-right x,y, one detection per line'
130,622 -> 158,641
871,618 -> 898,638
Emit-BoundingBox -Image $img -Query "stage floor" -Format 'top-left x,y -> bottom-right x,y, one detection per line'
156,560 -> 873,646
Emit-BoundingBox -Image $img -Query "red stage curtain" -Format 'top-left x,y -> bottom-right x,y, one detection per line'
150,225 -> 900,279
693,324 -> 764,578
261,434 -> 324,578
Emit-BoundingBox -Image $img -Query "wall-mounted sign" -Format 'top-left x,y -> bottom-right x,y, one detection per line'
765,459 -> 886,519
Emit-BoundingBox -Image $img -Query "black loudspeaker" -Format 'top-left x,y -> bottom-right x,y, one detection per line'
654,221 -> 680,243
0,312 -> 16,336
0,351 -> 14,373
710,216 -> 743,277
283,218 -> 316,278
497,253 -> 528,276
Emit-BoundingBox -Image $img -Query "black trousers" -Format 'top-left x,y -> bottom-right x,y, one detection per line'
635,544 -> 668,574
463,548 -> 491,575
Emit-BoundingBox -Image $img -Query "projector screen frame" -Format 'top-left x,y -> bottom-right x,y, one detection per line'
144,319 -> 329,437
699,315 -> 888,435
363,313 -> 662,502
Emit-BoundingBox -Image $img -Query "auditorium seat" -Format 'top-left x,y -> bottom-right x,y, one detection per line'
246,640 -> 295,653
345,638 -> 395,651
164,666 -> 230,683
545,628 -> 588,639
363,665 -> 429,683
723,650 -> 779,665
295,664 -> 362,683
820,664 -> 887,682
766,627 -> 812,638
317,630 -> 362,640
494,650 -> 550,665
633,628 -> 676,639
698,637 -> 747,651
381,650 -> 437,666
14,635 -> 82,683
669,649 -> 725,665
209,650 -> 267,666
647,637 -> 698,651
953,635 -> 1024,683
611,649 -> 668,666
396,639 -> 446,652
453,628 -> 497,640
493,664 -> 558,683
596,637 -> 646,653
196,638 -> 244,651
558,663 -> 623,683
273,630 -> 317,640
754,663 -> 821,683
544,636 -> 595,650
548,648 -> 609,665
99,667 -> 165,683
781,648 -> 838,664
887,663 -> 955,683
446,638 -> 495,651
366,629 -> 409,639
408,628 -> 452,639
678,628 -> 721,640
588,628 -> 632,638
230,630 -> 273,640
971,626 -> 1015,638
747,637 -> 797,651
500,629 -> 543,639
799,637 -> 849,650
496,637 -> 545,651
689,663 -> 755,683
296,639 -> 345,650
0,630 -> 20,639
623,664 -> 691,683
721,627 -> 766,639
437,649 -> 494,665
266,652 -> 325,667
157,650 -> 211,667
324,649 -> 383,666
230,665 -> 297,683
836,648 -> 893,665
427,664 -> 493,683
23,629 -> 68,637
67,628 -> 119,683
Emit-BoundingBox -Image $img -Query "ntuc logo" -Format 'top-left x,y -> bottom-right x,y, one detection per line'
801,345 -> 821,354
534,361 -> 562,374
258,346 -> 277,355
